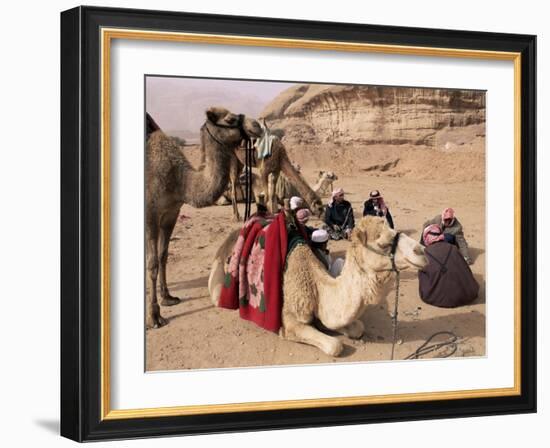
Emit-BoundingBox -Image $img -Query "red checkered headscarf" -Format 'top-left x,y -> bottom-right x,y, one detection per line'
423,224 -> 445,247
441,207 -> 455,227
329,187 -> 344,207
296,208 -> 311,224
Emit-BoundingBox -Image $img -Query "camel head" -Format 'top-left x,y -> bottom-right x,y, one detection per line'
352,216 -> 428,272
205,106 -> 263,147
310,198 -> 325,218
318,170 -> 338,182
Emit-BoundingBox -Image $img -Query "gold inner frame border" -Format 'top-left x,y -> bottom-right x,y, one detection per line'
100,27 -> 522,421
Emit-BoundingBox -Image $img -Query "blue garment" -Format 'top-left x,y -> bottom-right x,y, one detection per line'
324,200 -> 355,230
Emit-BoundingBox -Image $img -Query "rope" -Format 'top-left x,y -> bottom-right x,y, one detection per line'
389,270 -> 459,360
405,331 -> 459,360
243,138 -> 253,221
390,270 -> 400,360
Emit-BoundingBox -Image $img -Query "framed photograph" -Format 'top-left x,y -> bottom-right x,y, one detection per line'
60,6 -> 536,441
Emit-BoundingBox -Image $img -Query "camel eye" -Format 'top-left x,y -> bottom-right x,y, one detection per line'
225,115 -> 238,125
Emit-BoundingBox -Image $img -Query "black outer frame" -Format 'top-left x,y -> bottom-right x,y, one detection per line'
60,5 -> 536,442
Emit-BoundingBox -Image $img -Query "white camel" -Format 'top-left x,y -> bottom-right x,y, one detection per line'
209,216 -> 428,356
312,170 -> 338,197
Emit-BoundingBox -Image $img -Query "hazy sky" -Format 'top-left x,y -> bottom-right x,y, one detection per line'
146,76 -> 294,133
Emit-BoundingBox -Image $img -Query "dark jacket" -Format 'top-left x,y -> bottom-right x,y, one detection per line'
421,215 -> 471,260
418,241 -> 479,308
324,200 -> 355,230
363,200 -> 394,229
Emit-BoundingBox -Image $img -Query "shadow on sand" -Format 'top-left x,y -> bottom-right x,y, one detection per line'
168,275 -> 210,290
360,301 -> 486,344
168,304 -> 214,322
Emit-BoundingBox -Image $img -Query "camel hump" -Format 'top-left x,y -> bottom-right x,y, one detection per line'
146,113 -> 161,140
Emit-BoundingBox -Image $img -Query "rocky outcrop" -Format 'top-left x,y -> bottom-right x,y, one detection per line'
260,84 -> 485,148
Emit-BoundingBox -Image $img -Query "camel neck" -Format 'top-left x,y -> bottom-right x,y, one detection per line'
179,128 -> 233,208
316,246 -> 389,329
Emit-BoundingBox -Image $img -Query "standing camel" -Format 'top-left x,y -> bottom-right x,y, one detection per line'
146,107 -> 263,328
225,138 -> 324,221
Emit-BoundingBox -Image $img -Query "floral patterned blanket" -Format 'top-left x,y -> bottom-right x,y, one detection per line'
218,212 -> 288,332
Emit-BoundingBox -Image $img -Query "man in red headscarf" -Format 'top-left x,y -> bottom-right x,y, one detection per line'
323,188 -> 355,240
421,207 -> 472,264
418,224 -> 479,308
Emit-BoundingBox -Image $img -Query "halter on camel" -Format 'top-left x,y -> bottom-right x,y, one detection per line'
202,114 -> 255,220
364,232 -> 402,360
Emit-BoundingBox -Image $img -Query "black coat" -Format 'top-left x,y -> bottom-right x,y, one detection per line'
324,200 -> 355,230
418,241 -> 479,308
363,200 -> 394,229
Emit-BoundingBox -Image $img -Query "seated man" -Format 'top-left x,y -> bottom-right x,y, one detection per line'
311,229 -> 344,277
362,189 -> 394,229
295,208 -> 315,238
323,188 -> 355,240
290,196 -> 304,211
418,224 -> 479,308
421,207 -> 472,264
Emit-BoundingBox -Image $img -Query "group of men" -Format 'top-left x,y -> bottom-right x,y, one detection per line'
293,186 -> 479,308
322,188 -> 395,240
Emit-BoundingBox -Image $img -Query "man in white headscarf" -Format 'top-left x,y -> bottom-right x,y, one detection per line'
311,229 -> 344,277
290,196 -> 304,211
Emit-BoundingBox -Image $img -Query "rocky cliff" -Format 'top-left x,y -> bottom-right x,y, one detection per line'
260,84 -> 485,148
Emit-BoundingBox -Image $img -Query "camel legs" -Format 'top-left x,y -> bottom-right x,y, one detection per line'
263,171 -> 279,214
158,209 -> 181,306
337,320 -> 365,339
281,314 -> 344,357
146,227 -> 167,328
269,172 -> 279,214
230,178 -> 241,222
229,155 -> 242,222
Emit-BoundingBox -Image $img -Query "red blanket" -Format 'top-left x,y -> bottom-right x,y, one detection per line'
218,212 -> 288,332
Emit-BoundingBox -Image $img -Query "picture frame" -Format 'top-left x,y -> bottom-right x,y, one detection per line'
60,5 -> 536,442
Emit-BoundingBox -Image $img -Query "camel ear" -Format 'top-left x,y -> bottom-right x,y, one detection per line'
319,170 -> 324,176
354,226 -> 368,246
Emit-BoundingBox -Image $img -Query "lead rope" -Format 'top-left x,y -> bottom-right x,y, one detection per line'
390,270 -> 400,360
243,137 -> 254,221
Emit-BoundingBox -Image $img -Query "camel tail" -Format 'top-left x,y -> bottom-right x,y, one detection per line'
208,228 -> 241,305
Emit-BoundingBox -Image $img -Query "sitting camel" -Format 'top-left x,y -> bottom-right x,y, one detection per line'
146,107 -> 262,328
209,216 -> 427,356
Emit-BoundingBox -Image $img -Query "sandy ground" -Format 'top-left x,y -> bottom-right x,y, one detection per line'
145,151 -> 485,371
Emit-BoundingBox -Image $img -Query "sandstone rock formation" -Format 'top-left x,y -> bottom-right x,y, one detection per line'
260,84 -> 486,182
261,84 -> 485,148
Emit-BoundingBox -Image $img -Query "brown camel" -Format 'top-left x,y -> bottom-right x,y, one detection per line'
225,138 -> 324,221
145,107 -> 262,328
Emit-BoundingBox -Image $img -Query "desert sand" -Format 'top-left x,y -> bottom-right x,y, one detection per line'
145,134 -> 485,371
